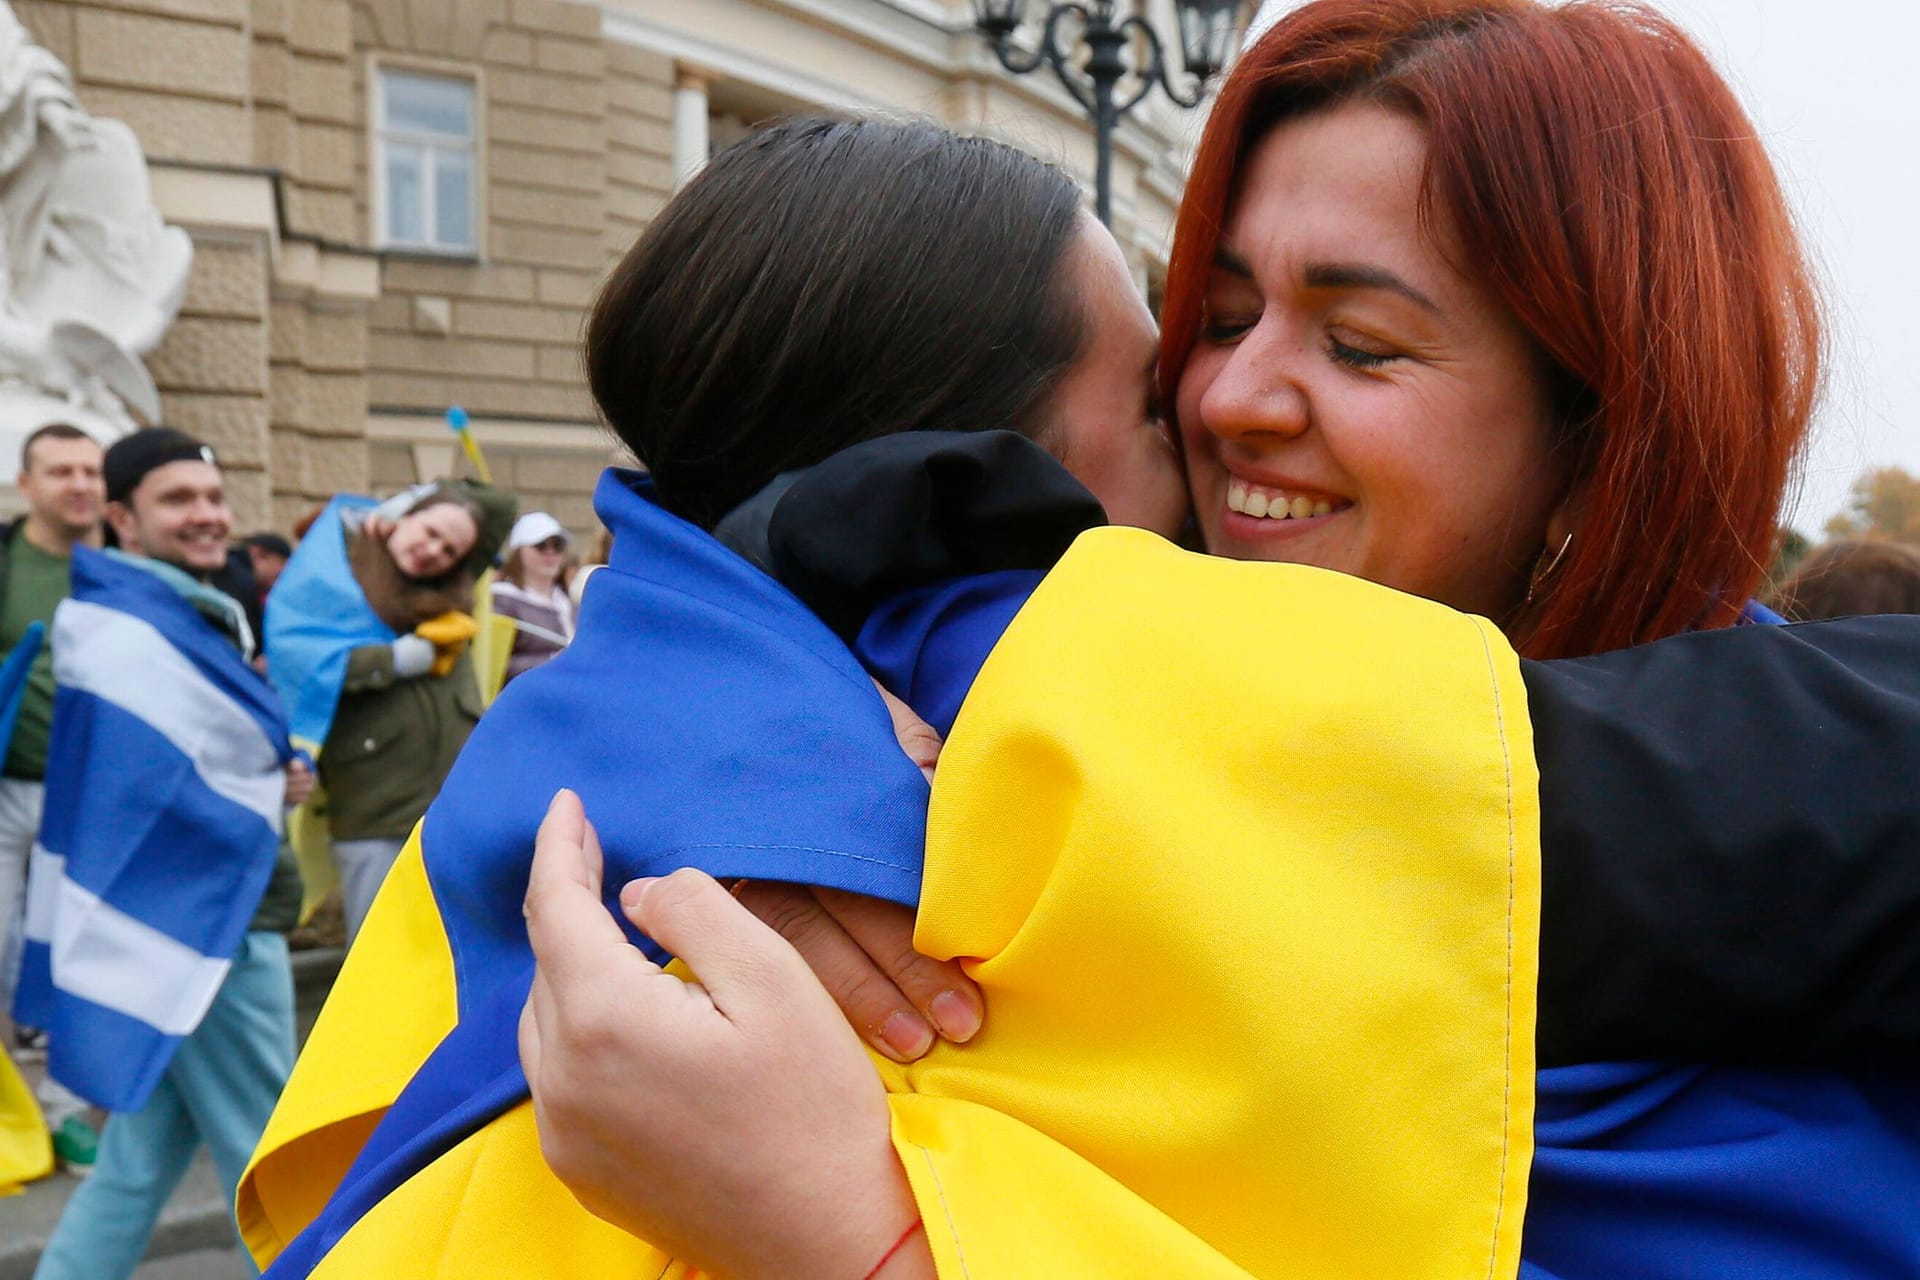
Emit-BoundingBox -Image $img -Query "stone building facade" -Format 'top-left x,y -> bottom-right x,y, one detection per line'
16,0 -> 1216,537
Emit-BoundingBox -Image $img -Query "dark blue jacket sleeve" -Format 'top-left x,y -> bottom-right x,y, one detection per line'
1525,615 -> 1920,1064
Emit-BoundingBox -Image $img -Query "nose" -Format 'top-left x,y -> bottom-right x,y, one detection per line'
1196,321 -> 1311,446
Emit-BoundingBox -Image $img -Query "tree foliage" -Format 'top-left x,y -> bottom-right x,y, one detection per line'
1824,467 -> 1920,545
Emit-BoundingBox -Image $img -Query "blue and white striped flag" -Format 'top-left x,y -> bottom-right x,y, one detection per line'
12,548 -> 293,1112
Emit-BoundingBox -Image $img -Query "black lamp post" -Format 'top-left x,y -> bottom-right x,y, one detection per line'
972,0 -> 1249,226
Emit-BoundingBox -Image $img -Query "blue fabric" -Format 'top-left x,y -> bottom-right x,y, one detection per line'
37,931 -> 295,1280
265,496 -> 391,752
858,571 -> 1043,739
267,471 -> 932,1278
0,620 -> 44,754
13,548 -> 292,1112
1523,1064 -> 1919,1278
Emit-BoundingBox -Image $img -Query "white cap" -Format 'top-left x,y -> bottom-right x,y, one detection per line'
508,511 -> 569,551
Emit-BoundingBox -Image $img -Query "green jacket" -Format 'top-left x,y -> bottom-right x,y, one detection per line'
320,644 -> 485,841
319,479 -> 516,841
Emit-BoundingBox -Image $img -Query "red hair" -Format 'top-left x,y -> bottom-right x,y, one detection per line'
1160,0 -> 1822,658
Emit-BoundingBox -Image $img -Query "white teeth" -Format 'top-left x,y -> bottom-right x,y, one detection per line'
1226,481 -> 1337,521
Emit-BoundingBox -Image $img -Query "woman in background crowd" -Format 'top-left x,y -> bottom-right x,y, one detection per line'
491,512 -> 575,685
1772,539 -> 1920,619
267,479 -> 515,939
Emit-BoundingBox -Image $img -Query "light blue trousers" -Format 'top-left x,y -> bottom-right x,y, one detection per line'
34,931 -> 295,1280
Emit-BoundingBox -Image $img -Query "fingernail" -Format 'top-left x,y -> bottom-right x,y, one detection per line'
929,990 -> 980,1042
920,765 -> 936,786
619,878 -> 655,912
878,1011 -> 934,1061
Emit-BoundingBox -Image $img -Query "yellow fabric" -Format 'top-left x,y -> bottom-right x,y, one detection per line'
239,829 -> 458,1261
242,528 -> 1539,1279
307,1101 -> 694,1280
467,572 -> 515,706
414,611 -> 478,679
0,1047 -> 52,1194
894,529 -> 1537,1277
287,781 -> 335,924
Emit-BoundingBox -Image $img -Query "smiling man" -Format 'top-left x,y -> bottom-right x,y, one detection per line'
18,427 -> 311,1280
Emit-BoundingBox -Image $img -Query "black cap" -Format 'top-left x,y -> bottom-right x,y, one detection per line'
104,428 -> 218,504
242,531 -> 293,558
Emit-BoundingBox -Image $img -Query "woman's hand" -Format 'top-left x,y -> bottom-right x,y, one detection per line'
519,790 -> 931,1279
737,682 -> 984,1064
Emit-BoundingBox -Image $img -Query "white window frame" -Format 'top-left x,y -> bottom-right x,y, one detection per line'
371,62 -> 481,257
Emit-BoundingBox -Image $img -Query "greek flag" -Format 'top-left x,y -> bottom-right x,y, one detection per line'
12,548 -> 292,1112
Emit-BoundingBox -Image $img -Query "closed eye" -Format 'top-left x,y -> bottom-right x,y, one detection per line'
1326,331 -> 1399,371
1198,306 -> 1258,344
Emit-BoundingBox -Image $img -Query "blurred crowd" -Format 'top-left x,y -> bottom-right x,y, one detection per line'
0,422 -> 600,1276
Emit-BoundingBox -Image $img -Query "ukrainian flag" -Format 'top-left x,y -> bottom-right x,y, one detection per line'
242,470 -> 1538,1278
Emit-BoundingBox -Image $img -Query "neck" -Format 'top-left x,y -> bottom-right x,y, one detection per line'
526,570 -> 559,595
119,548 -> 204,581
20,513 -> 97,558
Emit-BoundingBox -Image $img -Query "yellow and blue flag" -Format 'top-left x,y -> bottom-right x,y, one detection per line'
244,470 -> 1539,1279
15,549 -> 292,1112
265,495 -> 390,756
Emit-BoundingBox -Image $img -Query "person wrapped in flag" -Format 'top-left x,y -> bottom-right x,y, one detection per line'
15,428 -> 311,1280
241,102 -> 1920,1280
265,477 -> 514,939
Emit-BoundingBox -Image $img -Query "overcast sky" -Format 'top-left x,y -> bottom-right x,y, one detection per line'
1249,0 -> 1919,533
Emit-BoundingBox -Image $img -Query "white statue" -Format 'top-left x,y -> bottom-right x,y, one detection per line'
0,3 -> 192,448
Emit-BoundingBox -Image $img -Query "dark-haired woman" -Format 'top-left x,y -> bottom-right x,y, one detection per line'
240,115 -> 1192,1276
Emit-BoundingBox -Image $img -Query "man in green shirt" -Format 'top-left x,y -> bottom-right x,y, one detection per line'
0,422 -> 104,1175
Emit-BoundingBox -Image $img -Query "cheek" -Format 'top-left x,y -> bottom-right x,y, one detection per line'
1172,357 -> 1218,442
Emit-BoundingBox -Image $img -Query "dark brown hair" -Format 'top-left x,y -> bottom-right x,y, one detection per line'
20,422 -> 97,472
1161,0 -> 1821,658
1771,540 -> 1920,620
586,115 -> 1086,529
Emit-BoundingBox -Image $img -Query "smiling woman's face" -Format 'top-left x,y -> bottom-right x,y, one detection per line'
387,502 -> 480,580
1176,102 -> 1569,619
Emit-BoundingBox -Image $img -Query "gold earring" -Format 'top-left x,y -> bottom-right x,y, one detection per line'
1525,532 -> 1574,604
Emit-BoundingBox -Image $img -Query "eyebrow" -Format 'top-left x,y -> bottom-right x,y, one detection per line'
1304,262 -> 1441,314
1212,246 -> 1441,315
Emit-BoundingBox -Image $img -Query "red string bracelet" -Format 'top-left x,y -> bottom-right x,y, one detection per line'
861,1219 -> 924,1279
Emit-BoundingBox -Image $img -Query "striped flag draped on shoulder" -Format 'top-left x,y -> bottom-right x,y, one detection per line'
12,547 -> 293,1113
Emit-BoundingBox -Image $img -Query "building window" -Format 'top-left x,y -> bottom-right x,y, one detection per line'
375,68 -> 477,255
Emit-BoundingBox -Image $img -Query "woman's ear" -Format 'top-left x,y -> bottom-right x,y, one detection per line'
1544,505 -> 1577,551
1544,481 -> 1584,552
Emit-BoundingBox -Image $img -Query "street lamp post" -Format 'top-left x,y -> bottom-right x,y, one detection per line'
972,0 -> 1248,226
